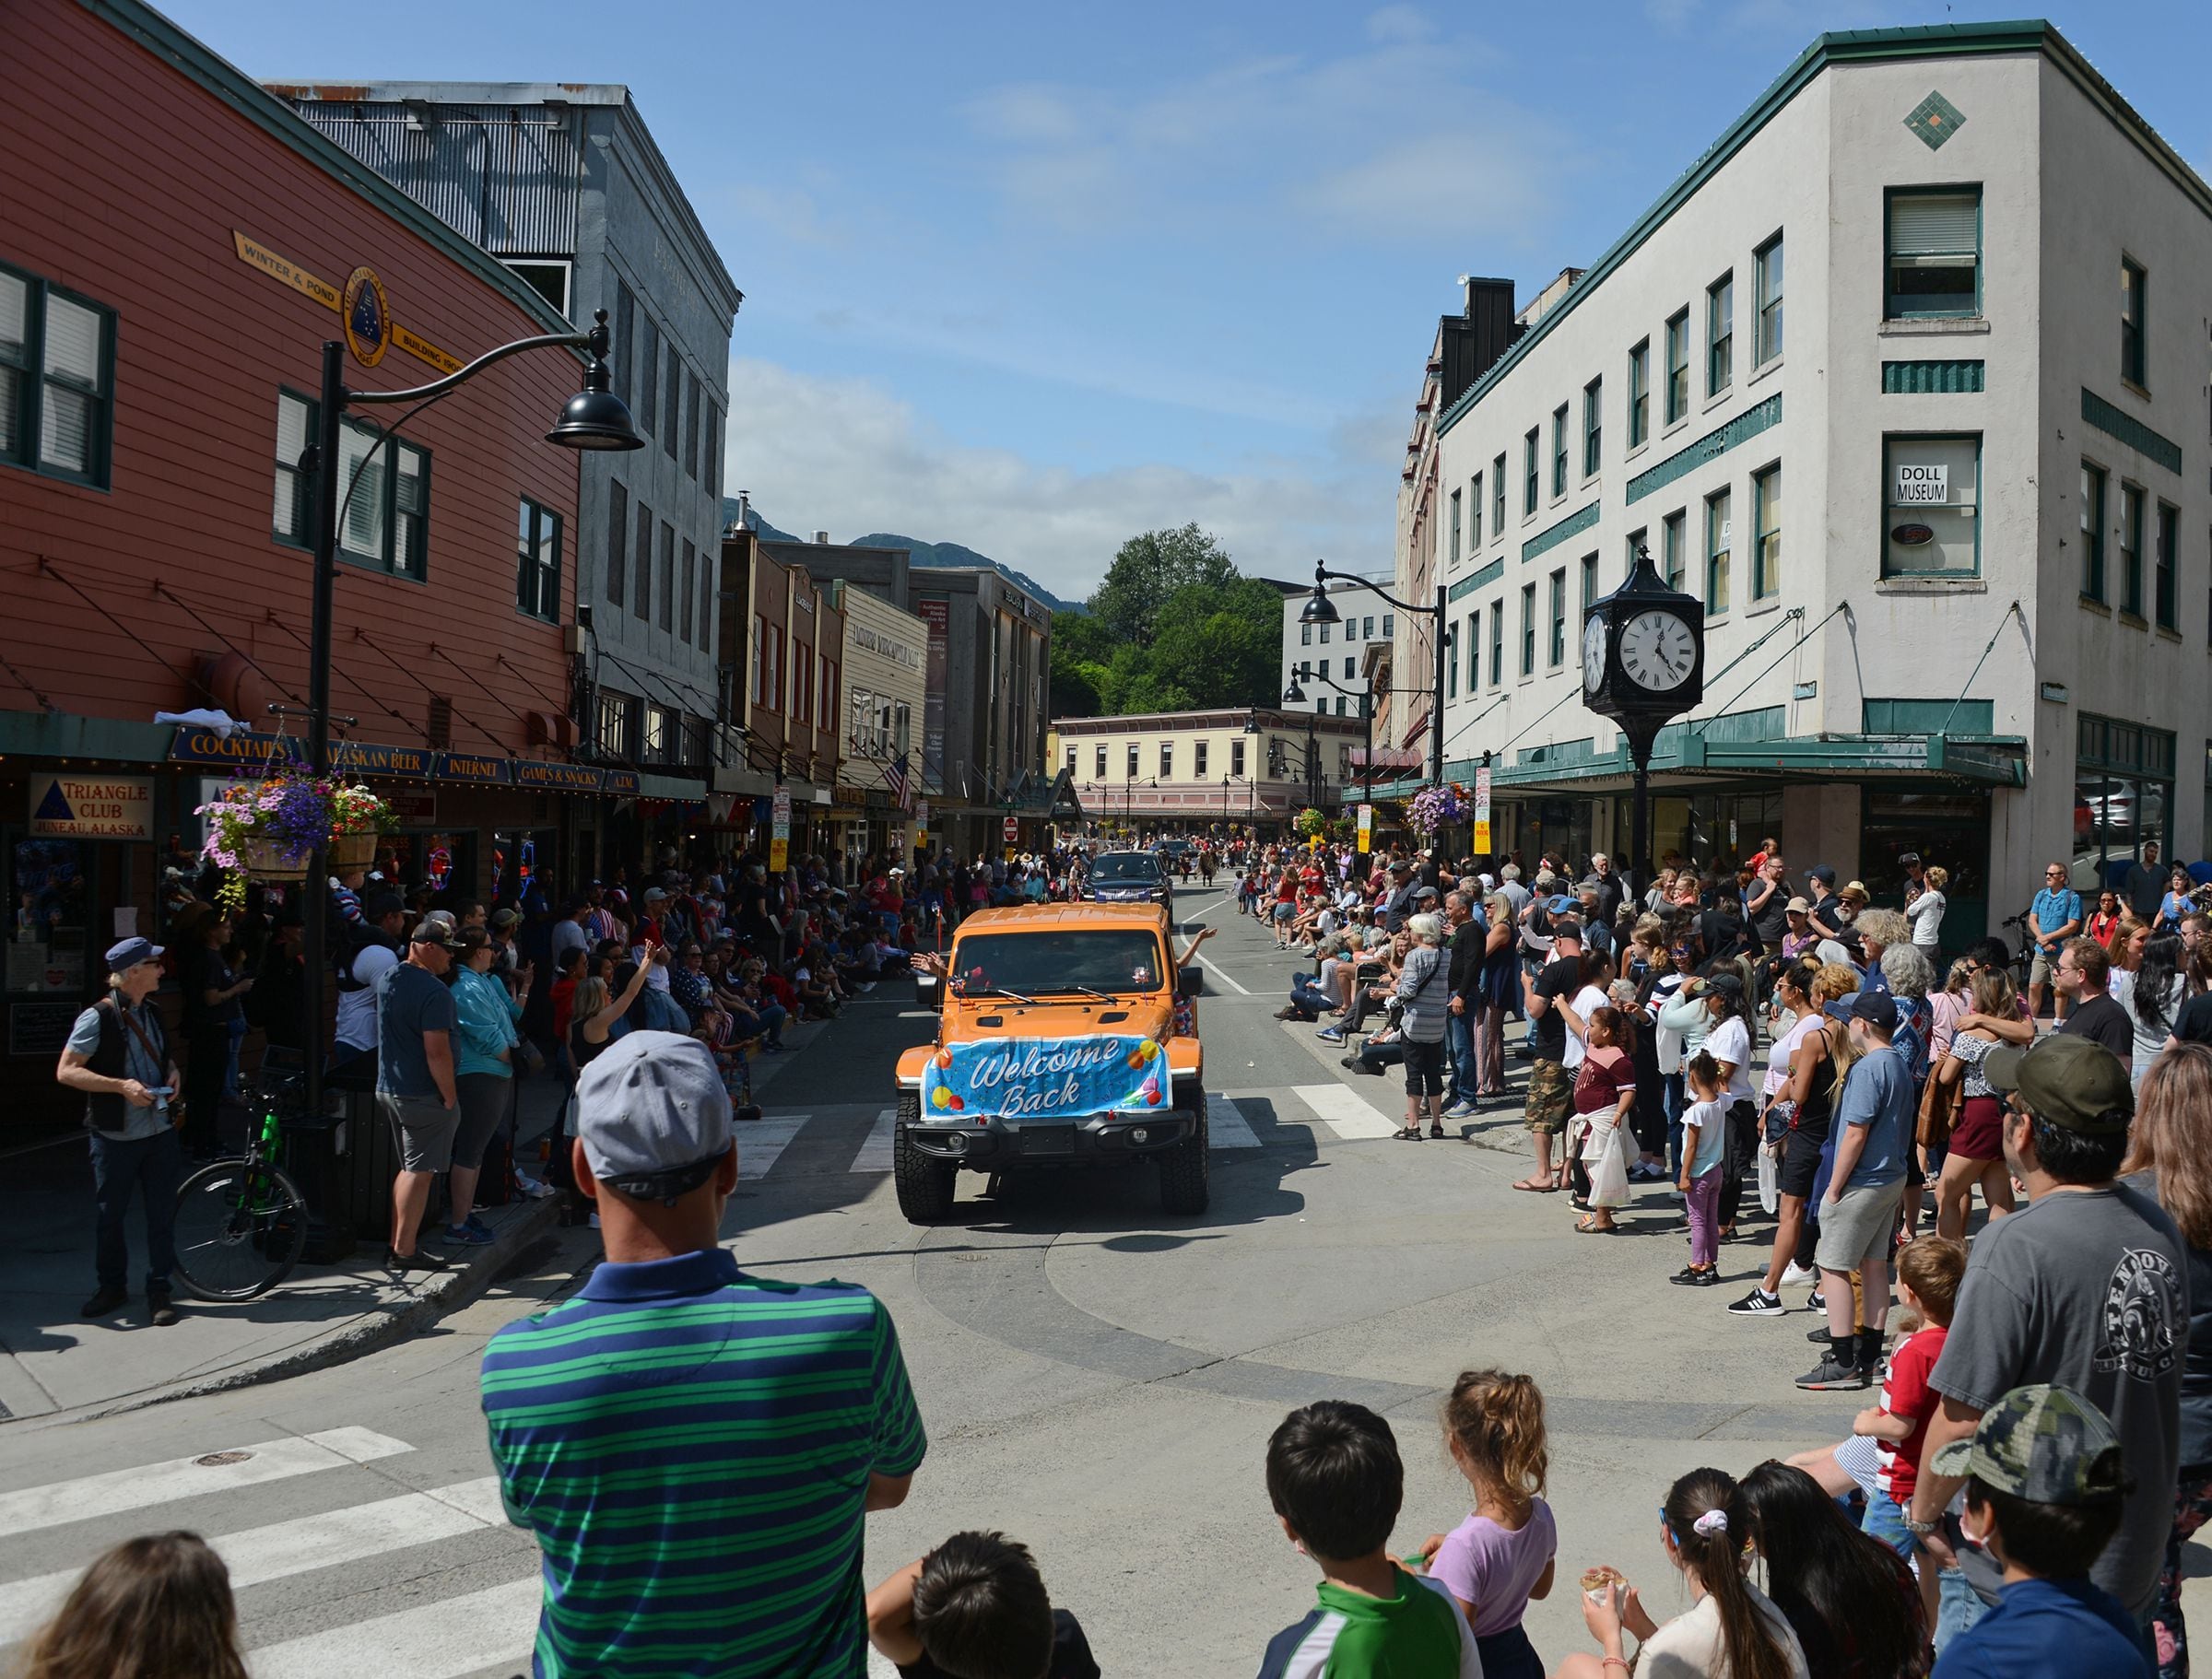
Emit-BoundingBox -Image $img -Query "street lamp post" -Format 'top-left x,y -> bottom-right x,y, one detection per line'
298,311 -> 641,1144
1298,563 -> 1448,791
1284,672 -> 1377,808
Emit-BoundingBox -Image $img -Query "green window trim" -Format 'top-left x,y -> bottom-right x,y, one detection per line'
1864,698 -> 1994,734
1752,463 -> 1782,601
2121,257 -> 2147,389
1547,568 -> 1567,667
1551,405 -> 1570,498
1470,472 -> 1483,546
1665,310 -> 1688,425
1450,557 -> 1505,599
2155,501 -> 2179,631
1583,377 -> 1603,477
1629,338 -> 1650,448
1492,453 -> 1506,534
1662,510 -> 1687,591
1706,271 -> 1734,397
1520,581 -> 1536,675
515,496 -> 563,622
1704,487 -> 1732,616
1523,430 -> 1538,516
2080,460 -> 2108,603
333,415 -> 431,581
1754,233 -> 1783,365
1885,186 -> 1983,320
1882,432 -> 1982,580
0,259 -> 117,491
2120,483 -> 2146,618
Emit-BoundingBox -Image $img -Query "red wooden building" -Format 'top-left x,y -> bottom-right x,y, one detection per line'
0,0 -> 604,1094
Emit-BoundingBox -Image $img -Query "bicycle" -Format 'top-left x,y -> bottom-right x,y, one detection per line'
1997,911 -> 2037,992
172,1072 -> 310,1301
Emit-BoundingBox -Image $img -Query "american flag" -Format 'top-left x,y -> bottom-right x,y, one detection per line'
885,751 -> 914,813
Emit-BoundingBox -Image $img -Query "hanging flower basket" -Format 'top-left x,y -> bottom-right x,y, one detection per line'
328,830 -> 378,869
241,839 -> 312,883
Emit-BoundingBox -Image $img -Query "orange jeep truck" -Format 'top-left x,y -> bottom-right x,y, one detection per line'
895,902 -> 1207,1222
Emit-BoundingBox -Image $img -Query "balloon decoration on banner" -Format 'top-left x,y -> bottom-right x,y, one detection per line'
426,841 -> 453,893
921,1035 -> 1169,1120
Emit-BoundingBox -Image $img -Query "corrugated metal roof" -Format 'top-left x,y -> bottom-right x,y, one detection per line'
288,101 -> 582,254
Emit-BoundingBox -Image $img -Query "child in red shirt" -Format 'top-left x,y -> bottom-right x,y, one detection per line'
1851,1234 -> 1966,1626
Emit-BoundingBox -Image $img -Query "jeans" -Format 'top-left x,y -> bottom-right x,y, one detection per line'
1664,1072 -> 1687,1177
91,1126 -> 182,1291
1289,977 -> 1334,1020
1935,1562 -> 1989,1652
1445,1011 -> 1477,1103
1860,1491 -> 1914,1560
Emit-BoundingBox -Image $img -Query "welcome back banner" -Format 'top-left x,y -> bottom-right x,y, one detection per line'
922,1034 -> 1167,1119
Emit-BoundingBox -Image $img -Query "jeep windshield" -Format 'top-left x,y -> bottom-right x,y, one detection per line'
948,930 -> 1168,997
1088,854 -> 1161,884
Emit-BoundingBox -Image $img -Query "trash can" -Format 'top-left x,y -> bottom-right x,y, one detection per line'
333,1087 -> 401,1244
280,1106 -> 359,1264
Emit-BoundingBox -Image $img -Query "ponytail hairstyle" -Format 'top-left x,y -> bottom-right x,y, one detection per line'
1589,1004 -> 1639,1060
1441,1370 -> 1548,1526
1683,1048 -> 1723,1098
1662,1468 -> 1794,1679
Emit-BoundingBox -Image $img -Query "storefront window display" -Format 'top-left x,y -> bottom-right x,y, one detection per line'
2075,714 -> 2172,891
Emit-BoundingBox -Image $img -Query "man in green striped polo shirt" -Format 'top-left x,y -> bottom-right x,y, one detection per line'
482,1030 -> 926,1676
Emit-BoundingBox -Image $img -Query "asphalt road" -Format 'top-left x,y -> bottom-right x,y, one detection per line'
2,899 -> 2204,1675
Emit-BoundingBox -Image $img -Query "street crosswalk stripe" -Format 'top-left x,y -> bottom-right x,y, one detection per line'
1206,1095 -> 1262,1148
0,1476 -> 510,1647
1292,1084 -> 1400,1140
0,1427 -> 413,1538
736,1116 -> 809,1180
247,1576 -> 543,1679
850,1109 -> 897,1172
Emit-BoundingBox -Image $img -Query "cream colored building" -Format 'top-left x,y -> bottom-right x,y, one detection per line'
1381,18 -> 2212,951
1053,708 -> 1369,832
833,581 -> 929,862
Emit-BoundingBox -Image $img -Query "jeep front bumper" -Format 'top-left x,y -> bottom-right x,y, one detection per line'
902,1109 -> 1194,1165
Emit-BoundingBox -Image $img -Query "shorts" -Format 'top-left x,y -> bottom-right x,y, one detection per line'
1403,1037 -> 1445,1097
453,1072 -> 512,1172
380,1091 -> 458,1174
2029,948 -> 2057,987
1948,1094 -> 2005,1161
1524,1058 -> 1571,1133
1779,1125 -> 1826,1199
1273,902 -> 1294,922
1816,1178 -> 1905,1274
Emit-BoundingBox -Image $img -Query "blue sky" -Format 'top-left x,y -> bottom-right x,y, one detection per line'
169,0 -> 2212,599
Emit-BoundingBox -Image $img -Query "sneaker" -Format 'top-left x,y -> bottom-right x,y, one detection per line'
147,1288 -> 180,1328
78,1285 -> 129,1319
1781,1262 -> 1818,1287
1806,1288 -> 1827,1313
1443,1099 -> 1479,1120
1316,1027 -> 1345,1044
858,980 -> 877,992
384,1246 -> 453,1274
1670,1265 -> 1718,1286
464,1213 -> 495,1239
1727,1288 -> 1784,1317
1795,1351 -> 1871,1391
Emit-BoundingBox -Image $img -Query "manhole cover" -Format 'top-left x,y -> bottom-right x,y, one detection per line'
194,1450 -> 253,1467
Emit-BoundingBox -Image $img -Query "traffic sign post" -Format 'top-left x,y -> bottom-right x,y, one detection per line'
1472,767 -> 1492,857
770,784 -> 792,873
1002,815 -> 1018,843
1356,804 -> 1373,854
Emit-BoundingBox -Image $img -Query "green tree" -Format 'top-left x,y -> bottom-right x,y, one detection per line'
1147,578 -> 1284,710
1048,610 -> 1116,718
1086,524 -> 1236,648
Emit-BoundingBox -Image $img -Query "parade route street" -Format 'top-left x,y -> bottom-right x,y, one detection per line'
4,898 -> 2207,1676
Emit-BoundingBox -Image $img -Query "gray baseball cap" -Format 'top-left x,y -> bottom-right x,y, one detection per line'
574,1030 -> 734,1202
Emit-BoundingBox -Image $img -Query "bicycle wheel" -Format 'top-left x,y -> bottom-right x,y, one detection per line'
173,1157 -> 310,1301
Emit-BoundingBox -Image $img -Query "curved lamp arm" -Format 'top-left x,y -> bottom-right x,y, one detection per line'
346,327 -> 592,408
1316,563 -> 1437,619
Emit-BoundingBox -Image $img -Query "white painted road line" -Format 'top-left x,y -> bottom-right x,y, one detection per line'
1198,956 -> 1250,994
0,1476 -> 510,1646
736,1115 -> 810,1180
1293,1084 -> 1401,1140
0,1428 -> 413,1538
247,1576 -> 544,1679
850,1108 -> 897,1172
1207,1095 -> 1263,1148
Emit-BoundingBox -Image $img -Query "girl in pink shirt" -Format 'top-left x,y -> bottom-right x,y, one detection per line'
1416,1369 -> 1557,1679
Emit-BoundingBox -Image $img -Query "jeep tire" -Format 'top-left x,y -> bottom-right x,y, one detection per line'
893,1094 -> 957,1224
1159,1097 -> 1210,1215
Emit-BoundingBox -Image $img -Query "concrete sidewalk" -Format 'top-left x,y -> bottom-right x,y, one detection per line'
0,1015 -> 830,1425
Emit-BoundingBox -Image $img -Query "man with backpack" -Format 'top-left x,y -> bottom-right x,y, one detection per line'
329,890 -> 406,1088
55,938 -> 185,1327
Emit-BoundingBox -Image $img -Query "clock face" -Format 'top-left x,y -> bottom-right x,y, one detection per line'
1618,609 -> 1697,693
1581,616 -> 1609,695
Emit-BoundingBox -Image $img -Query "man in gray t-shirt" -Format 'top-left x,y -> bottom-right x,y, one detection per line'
374,922 -> 462,1274
1911,1034 -> 2185,1629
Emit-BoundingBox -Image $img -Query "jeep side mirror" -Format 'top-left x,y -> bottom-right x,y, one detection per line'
915,969 -> 943,1011
1178,965 -> 1203,999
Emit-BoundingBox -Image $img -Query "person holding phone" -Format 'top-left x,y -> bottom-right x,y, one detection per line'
54,937 -> 186,1327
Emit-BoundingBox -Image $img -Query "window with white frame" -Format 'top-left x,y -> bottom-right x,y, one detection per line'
1887,190 -> 1980,318
1754,234 -> 1783,363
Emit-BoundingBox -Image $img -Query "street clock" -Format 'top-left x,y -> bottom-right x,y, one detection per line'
1582,545 -> 1705,726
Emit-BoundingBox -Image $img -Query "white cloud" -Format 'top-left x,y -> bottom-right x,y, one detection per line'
1366,5 -> 1434,43
722,358 -> 1393,600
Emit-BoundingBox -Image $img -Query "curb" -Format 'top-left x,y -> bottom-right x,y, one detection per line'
21,1192 -> 566,1428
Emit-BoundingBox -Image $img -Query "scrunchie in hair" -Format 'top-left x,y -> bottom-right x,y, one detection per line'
1690,1509 -> 1729,1537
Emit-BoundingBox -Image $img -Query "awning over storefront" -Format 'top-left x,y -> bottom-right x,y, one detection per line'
1359,727 -> 2028,802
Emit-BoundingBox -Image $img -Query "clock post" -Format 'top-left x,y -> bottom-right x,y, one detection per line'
1581,545 -> 1705,898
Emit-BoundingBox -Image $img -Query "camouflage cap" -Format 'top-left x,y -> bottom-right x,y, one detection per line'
1983,1033 -> 2135,1133
1930,1383 -> 2129,1507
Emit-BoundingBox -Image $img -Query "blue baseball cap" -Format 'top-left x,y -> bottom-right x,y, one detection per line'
105,936 -> 163,971
1547,895 -> 1577,914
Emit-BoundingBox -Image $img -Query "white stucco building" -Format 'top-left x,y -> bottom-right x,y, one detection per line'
1282,580 -> 1393,721
1382,18 -> 2212,947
